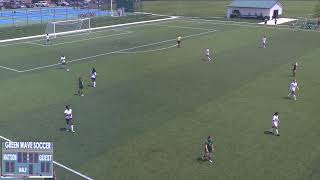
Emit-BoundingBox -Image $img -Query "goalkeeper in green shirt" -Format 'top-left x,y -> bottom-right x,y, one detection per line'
78,77 -> 84,96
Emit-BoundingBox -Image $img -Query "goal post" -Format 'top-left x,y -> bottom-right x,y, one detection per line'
45,18 -> 91,38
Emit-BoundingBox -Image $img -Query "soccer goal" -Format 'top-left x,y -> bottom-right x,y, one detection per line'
45,18 -> 91,38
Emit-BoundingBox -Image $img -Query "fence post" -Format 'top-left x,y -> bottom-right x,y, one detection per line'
54,9 -> 56,22
40,8 -> 43,24
26,9 -> 29,25
11,10 -> 14,27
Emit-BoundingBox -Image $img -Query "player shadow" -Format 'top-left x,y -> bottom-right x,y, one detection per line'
59,127 -> 67,131
264,131 -> 273,135
282,96 -> 291,100
201,58 -> 212,62
196,156 -> 207,163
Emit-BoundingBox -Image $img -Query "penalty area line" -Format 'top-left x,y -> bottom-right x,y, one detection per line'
18,29 -> 218,73
0,65 -> 22,73
0,135 -> 94,180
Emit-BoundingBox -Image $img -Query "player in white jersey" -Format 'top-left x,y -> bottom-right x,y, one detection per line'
90,68 -> 97,88
204,48 -> 212,61
177,35 -> 181,48
288,79 -> 299,101
46,34 -> 50,45
60,55 -> 66,69
269,112 -> 280,136
64,105 -> 75,132
262,36 -> 267,48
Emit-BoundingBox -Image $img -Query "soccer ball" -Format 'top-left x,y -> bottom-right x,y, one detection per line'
67,69 -> 70,72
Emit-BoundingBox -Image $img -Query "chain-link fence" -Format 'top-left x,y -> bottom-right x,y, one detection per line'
0,6 -> 115,27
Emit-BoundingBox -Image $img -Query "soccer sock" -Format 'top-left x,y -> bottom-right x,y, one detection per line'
71,125 -> 74,131
293,95 -> 297,100
66,124 -> 69,131
93,82 -> 96,87
275,129 -> 279,135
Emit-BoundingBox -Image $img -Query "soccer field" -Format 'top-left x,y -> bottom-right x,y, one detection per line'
1,18 -> 320,180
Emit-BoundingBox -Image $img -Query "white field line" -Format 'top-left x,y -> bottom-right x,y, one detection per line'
151,24 -> 215,31
19,30 -> 217,73
0,65 -> 20,72
0,135 -> 94,180
118,44 -> 177,53
181,18 -> 320,33
28,31 -> 132,47
31,24 -> 213,47
0,16 -> 177,44
0,29 -> 133,48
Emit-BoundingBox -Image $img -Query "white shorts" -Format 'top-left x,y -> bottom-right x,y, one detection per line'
272,122 -> 278,128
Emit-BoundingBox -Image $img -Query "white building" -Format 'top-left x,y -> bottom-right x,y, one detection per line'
227,0 -> 283,20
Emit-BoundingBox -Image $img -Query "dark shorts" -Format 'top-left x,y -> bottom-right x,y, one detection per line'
79,86 -> 83,89
91,78 -> 96,82
65,118 -> 73,124
207,147 -> 213,153
177,40 -> 181,44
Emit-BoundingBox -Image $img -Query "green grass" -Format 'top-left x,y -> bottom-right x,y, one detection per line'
142,0 -> 318,18
0,14 -> 164,40
1,18 -> 320,180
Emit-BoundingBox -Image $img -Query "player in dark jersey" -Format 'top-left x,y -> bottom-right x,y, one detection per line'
78,77 -> 84,96
202,136 -> 214,163
292,62 -> 298,77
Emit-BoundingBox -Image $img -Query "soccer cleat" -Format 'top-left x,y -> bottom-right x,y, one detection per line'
277,134 -> 280,136
209,160 -> 213,163
81,94 -> 84,97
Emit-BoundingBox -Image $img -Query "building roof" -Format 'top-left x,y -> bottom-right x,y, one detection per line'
228,0 -> 282,9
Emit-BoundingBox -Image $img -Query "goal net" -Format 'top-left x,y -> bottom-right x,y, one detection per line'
45,18 -> 91,38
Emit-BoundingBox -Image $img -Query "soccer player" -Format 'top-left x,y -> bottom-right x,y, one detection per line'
90,68 -> 97,88
269,112 -> 280,136
60,55 -> 66,69
177,35 -> 181,48
288,79 -> 299,101
45,33 -> 50,45
64,105 -> 75,133
262,36 -> 267,48
202,136 -> 214,163
78,77 -> 84,96
292,62 -> 298,77
204,48 -> 212,61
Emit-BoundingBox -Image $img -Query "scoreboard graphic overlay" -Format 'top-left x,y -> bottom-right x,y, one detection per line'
1,142 -> 53,178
